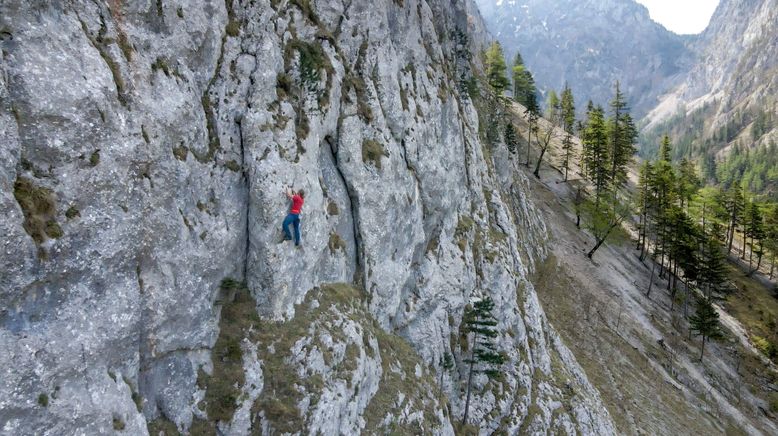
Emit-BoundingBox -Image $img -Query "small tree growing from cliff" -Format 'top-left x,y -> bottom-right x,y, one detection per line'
689,296 -> 724,361
505,123 -> 519,155
461,297 -> 505,426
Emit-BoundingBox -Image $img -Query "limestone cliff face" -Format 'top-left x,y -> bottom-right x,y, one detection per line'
0,1 -> 613,434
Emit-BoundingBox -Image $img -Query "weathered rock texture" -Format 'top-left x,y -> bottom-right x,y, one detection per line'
0,0 -> 614,434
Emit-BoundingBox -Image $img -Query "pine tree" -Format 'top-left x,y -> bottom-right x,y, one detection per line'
745,200 -> 765,271
699,236 -> 728,299
635,161 -> 653,260
461,297 -> 505,426
504,123 -> 519,155
658,135 -> 672,163
546,90 -> 561,125
484,42 -> 509,95
582,105 -> 609,204
677,158 -> 700,211
607,82 -> 636,189
764,204 -> 778,279
560,84 -> 576,181
689,296 -> 724,361
511,53 -> 529,105
725,185 -> 745,254
524,88 -> 540,167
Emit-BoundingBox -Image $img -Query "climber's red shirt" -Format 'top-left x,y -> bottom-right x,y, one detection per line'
290,195 -> 304,214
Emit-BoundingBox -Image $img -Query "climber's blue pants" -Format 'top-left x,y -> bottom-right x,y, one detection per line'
282,213 -> 301,245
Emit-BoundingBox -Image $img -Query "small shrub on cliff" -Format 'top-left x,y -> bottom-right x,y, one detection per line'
362,139 -> 388,170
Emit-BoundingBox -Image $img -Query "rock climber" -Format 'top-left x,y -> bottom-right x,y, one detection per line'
282,188 -> 305,246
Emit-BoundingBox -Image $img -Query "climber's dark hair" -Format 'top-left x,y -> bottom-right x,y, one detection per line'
298,189 -> 305,198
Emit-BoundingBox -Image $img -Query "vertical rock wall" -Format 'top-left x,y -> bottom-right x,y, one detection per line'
0,0 -> 614,434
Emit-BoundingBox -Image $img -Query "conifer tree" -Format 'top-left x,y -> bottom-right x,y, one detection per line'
524,89 -> 540,167
635,161 -> 653,260
546,90 -> 561,125
582,105 -> 609,204
744,199 -> 765,271
511,53 -> 529,105
689,296 -> 724,361
560,84 -> 576,181
607,82 -> 637,189
504,123 -> 518,155
764,205 -> 778,279
484,42 -> 510,95
461,297 -> 505,426
699,236 -> 728,299
725,185 -> 745,254
678,158 -> 700,211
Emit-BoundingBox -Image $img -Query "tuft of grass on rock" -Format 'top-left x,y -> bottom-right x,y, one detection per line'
13,177 -> 60,244
328,232 -> 346,253
362,139 -> 388,170
327,200 -> 339,216
37,393 -> 48,407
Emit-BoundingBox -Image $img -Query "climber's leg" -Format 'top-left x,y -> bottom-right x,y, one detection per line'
292,214 -> 301,246
282,213 -> 294,241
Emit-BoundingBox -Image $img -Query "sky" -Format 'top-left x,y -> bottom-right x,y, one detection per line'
634,0 -> 720,34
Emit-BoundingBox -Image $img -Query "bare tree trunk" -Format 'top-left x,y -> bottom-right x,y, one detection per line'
647,261 -> 656,299
533,147 -> 547,179
700,335 -> 706,361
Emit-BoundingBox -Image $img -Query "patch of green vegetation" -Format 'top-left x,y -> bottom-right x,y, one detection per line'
116,31 -> 134,62
225,160 -> 241,172
146,417 -> 180,436
328,232 -> 346,254
363,319 -> 442,433
225,19 -> 241,37
362,139 -> 388,170
296,109 -> 310,141
37,393 -> 48,407
770,393 -> 778,413
327,199 -> 339,216
189,418 -> 215,435
89,150 -> 100,167
276,73 -> 292,99
151,57 -> 171,76
172,144 -> 188,161
176,7 -> 184,18
113,416 -> 125,431
283,40 -> 333,107
13,177 -> 61,245
456,216 -> 475,238
196,279 -> 252,426
289,0 -> 320,24
399,86 -> 409,111
723,263 -> 778,364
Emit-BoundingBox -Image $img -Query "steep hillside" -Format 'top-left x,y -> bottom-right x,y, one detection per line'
0,1 -> 614,434
475,0 -> 694,115
506,100 -> 778,435
642,0 -> 778,163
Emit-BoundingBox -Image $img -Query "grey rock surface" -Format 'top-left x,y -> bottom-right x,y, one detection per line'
0,0 -> 614,434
